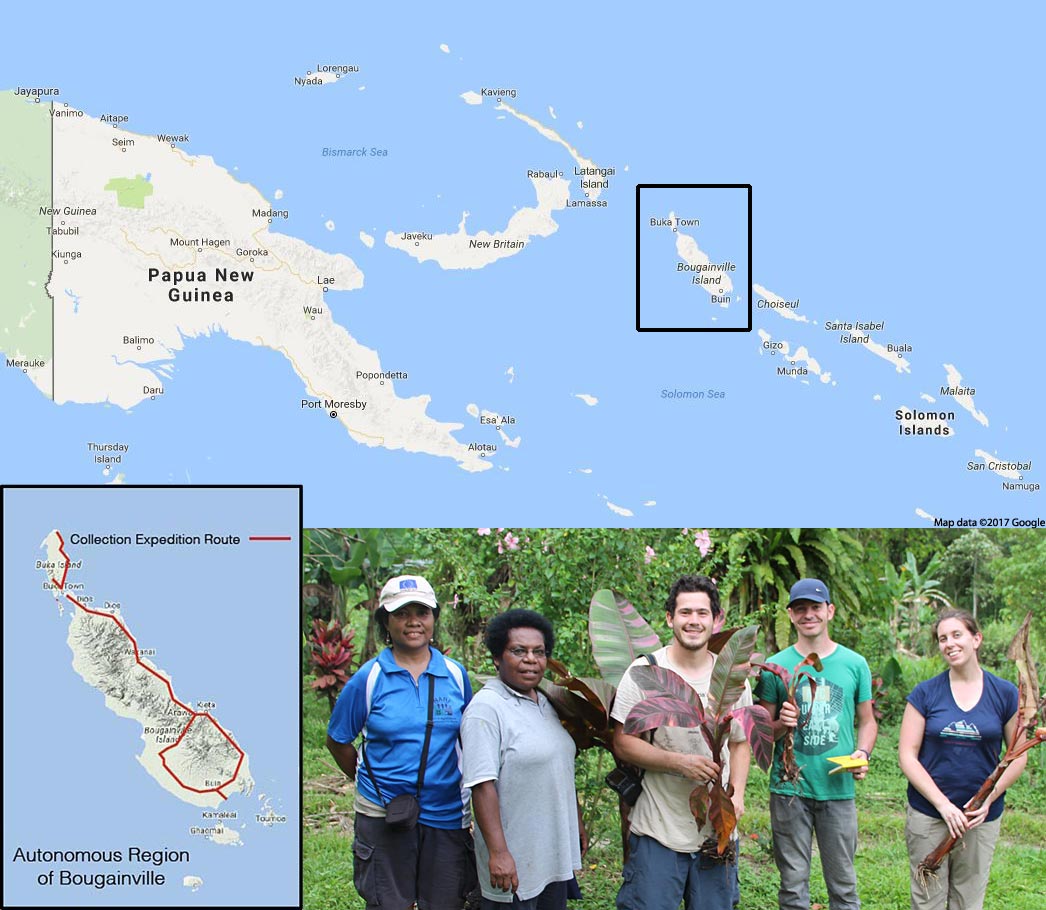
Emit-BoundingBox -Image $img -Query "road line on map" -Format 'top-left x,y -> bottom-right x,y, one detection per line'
51,530 -> 246,798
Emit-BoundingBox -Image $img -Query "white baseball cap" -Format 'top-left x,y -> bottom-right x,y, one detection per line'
378,575 -> 439,613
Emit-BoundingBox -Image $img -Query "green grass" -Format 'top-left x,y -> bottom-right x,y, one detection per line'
303,683 -> 361,909
729,727 -> 1045,910
303,687 -> 1045,910
305,829 -> 359,909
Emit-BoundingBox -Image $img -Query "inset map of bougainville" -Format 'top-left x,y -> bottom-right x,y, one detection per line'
2,485 -> 299,908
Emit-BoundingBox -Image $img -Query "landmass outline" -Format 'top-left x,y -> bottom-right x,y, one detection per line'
49,530 -> 245,798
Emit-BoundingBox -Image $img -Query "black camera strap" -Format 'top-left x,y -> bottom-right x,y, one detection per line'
361,673 -> 436,806
415,673 -> 436,798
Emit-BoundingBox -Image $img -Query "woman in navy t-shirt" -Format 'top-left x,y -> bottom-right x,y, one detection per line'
898,609 -> 1025,910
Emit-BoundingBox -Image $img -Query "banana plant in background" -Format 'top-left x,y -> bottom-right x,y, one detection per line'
538,589 -> 740,747
538,589 -> 661,863
623,626 -> 774,859
752,652 -> 824,786
538,589 -> 759,861
918,612 -> 1046,884
589,589 -> 664,688
543,658 -> 619,752
538,589 -> 661,752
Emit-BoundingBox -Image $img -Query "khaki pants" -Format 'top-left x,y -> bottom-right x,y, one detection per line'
905,805 -> 1001,910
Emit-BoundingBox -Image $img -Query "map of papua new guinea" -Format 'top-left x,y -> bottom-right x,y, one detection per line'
38,530 -> 253,810
1,7 -> 1042,527
0,89 -> 489,474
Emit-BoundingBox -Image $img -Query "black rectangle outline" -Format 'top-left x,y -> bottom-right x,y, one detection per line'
635,183 -> 753,333
0,483 -> 305,910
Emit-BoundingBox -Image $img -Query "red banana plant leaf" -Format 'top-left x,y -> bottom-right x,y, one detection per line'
538,588 -> 658,753
540,656 -> 617,752
731,704 -> 775,771
752,653 -> 823,785
624,626 -> 772,857
707,782 -> 738,855
623,665 -> 707,735
707,626 -> 758,717
588,589 -> 662,688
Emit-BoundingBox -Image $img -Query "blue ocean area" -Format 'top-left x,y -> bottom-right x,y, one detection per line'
1,3 -> 1043,524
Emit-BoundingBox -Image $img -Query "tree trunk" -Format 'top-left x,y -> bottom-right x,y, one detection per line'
619,796 -> 633,865
362,608 -> 381,663
332,582 -> 344,625
908,597 -> 922,646
763,607 -> 779,654
972,554 -> 978,620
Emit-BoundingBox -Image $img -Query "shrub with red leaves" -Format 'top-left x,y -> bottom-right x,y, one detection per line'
309,619 -> 355,711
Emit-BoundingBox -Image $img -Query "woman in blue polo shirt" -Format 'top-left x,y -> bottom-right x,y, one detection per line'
899,609 -> 1025,910
326,575 -> 474,910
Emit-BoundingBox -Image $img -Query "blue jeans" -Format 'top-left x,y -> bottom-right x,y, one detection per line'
617,833 -> 733,910
770,794 -> 859,910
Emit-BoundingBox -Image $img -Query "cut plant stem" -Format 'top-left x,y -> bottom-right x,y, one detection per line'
918,612 -> 1046,881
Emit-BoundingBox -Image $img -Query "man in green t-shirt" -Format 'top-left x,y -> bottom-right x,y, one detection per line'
756,578 -> 878,910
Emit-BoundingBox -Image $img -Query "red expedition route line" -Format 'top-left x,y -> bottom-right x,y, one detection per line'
50,530 -> 245,799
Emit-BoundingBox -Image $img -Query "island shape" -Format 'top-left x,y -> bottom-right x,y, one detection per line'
40,530 -> 253,808
385,176 -> 569,269
669,211 -> 734,302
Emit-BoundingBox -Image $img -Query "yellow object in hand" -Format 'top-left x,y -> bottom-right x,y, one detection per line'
826,754 -> 869,775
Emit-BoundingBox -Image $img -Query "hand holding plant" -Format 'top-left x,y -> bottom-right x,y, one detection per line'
623,626 -> 773,858
755,653 -> 823,786
918,612 -> 1046,883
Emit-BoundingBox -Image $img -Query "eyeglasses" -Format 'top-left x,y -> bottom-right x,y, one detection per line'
506,647 -> 548,659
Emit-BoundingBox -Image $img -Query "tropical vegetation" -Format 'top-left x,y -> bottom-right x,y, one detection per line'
302,527 -> 1046,910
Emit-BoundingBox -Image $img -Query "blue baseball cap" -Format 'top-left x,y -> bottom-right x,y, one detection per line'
788,578 -> 830,607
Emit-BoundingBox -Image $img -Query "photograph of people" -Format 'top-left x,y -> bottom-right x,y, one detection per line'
756,578 -> 878,910
461,608 -> 587,909
610,574 -> 753,910
325,574 -> 475,910
899,609 -> 1025,910
301,528 -> 1044,910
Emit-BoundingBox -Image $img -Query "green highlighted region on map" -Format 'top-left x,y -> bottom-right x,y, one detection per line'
104,174 -> 153,208
0,90 -> 53,364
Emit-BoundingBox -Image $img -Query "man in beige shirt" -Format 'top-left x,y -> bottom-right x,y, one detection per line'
611,574 -> 752,910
